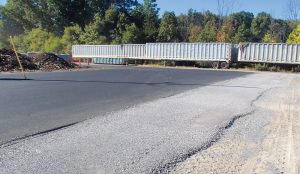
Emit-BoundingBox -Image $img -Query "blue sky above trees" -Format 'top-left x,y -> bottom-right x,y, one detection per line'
0,0 -> 291,19
144,0 -> 288,19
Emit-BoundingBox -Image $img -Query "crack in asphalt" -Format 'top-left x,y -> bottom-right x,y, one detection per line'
151,88 -> 274,174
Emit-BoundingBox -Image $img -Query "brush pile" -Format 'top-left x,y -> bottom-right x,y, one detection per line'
32,53 -> 75,71
0,49 -> 75,72
0,49 -> 37,72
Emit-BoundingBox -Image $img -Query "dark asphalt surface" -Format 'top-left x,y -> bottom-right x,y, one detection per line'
0,66 -> 249,144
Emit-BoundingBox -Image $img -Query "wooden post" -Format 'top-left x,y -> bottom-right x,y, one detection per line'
9,36 -> 27,80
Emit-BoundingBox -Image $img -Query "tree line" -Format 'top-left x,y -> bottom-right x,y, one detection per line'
0,0 -> 299,54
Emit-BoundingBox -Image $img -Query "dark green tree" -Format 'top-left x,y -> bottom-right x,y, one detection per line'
251,12 -> 272,42
0,4 -> 24,48
197,18 -> 217,42
233,23 -> 252,43
61,25 -> 83,53
177,9 -> 204,42
121,23 -> 143,43
230,11 -> 254,29
112,12 -> 129,44
157,11 -> 180,42
80,14 -> 108,44
220,11 -> 254,43
141,0 -> 159,42
187,9 -> 203,27
177,14 -> 190,42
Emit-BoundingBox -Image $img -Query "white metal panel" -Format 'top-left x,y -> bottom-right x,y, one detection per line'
73,43 -> 231,62
238,43 -> 300,64
72,44 -> 146,58
122,44 -> 145,59
145,43 -> 231,62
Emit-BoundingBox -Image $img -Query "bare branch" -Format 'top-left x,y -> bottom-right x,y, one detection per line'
286,0 -> 300,20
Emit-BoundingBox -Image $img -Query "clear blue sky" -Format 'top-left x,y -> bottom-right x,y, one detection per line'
0,0 -> 290,19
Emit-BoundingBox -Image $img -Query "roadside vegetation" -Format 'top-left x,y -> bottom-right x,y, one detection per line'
0,0 -> 300,54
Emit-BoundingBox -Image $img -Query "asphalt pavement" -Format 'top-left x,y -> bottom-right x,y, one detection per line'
0,66 -> 248,144
1,67 -> 296,174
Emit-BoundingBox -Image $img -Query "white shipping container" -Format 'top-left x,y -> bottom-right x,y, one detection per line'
238,43 -> 300,64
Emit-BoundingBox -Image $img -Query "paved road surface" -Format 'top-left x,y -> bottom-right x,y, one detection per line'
0,67 -> 248,144
1,68 -> 297,174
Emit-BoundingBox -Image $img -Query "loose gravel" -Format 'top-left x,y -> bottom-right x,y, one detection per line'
171,75 -> 300,174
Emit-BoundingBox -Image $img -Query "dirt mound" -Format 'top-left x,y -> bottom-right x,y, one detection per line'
32,53 -> 75,71
0,49 -> 37,72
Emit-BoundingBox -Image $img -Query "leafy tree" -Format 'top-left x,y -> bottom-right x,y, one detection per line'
142,0 -> 159,42
265,19 -> 291,43
287,24 -> 300,43
233,23 -> 252,43
18,28 -> 52,52
187,9 -> 203,27
3,0 -> 56,32
262,33 -> 276,43
177,9 -> 203,42
1,0 -> 140,34
203,11 -> 218,26
0,3 -> 24,47
80,14 -> 108,45
219,11 -> 254,43
197,19 -> 217,42
121,23 -> 142,43
188,26 -> 202,42
44,35 -> 64,53
158,11 -> 180,42
103,6 -> 119,42
14,28 -> 64,53
219,18 -> 235,42
177,14 -> 190,42
61,25 -> 83,53
112,12 -> 130,44
230,11 -> 254,28
130,5 -> 144,29
251,12 -> 272,42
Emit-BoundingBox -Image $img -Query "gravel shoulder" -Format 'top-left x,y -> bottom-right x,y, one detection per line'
171,75 -> 300,174
0,71 -> 299,174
